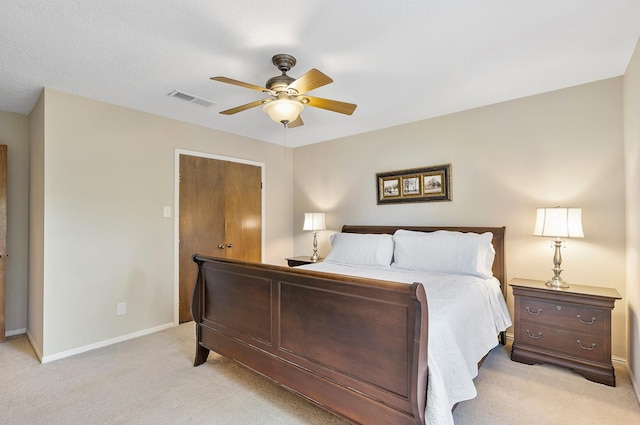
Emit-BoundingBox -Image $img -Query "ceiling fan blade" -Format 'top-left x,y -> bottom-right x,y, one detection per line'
211,76 -> 269,93
303,95 -> 357,115
287,115 -> 304,128
288,69 -> 333,94
219,99 -> 266,115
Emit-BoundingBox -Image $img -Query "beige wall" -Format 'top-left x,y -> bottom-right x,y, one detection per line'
30,88 -> 294,360
293,78 -> 628,359
0,110 -> 30,336
28,93 -> 45,355
624,37 -> 640,397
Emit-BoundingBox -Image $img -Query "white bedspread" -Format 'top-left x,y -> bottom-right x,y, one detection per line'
297,262 -> 512,425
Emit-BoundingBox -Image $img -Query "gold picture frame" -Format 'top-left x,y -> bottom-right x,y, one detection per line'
376,164 -> 452,204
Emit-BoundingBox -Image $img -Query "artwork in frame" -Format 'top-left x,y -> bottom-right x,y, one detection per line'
382,177 -> 400,198
376,164 -> 452,204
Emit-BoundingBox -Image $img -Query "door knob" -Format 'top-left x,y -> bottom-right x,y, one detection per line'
217,244 -> 225,249
226,243 -> 233,248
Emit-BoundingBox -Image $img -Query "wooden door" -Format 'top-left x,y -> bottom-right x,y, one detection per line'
179,155 -> 226,324
223,161 -> 262,262
178,155 -> 262,323
0,145 -> 7,342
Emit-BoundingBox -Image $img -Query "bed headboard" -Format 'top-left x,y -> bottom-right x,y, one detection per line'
341,225 -> 507,295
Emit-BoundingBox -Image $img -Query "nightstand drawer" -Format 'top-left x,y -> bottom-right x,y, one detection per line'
519,297 -> 605,334
519,323 -> 606,362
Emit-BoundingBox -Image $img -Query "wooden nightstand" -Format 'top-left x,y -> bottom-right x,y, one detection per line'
510,278 -> 621,386
285,256 -> 322,267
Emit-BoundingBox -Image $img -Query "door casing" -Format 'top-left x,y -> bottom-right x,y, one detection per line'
0,145 -> 6,342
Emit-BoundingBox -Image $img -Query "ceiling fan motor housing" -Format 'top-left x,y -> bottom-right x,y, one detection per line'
266,74 -> 296,93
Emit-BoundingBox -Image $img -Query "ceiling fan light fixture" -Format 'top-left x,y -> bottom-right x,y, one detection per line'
263,99 -> 304,124
212,54 -> 356,126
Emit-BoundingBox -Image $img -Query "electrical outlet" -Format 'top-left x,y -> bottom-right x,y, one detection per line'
117,302 -> 126,316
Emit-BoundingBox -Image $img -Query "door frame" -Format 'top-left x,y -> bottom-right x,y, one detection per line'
173,149 -> 265,324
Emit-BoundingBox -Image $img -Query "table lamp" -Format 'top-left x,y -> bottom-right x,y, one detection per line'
533,207 -> 584,288
303,212 -> 325,262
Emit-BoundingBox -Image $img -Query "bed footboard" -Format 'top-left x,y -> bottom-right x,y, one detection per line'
191,255 -> 429,425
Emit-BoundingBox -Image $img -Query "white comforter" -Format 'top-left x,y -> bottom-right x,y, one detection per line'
298,262 -> 512,425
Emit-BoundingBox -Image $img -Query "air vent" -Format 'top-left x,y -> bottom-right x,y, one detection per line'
167,90 -> 215,108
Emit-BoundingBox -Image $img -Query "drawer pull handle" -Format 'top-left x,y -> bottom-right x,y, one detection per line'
577,315 -> 597,325
525,330 -> 542,339
526,307 -> 542,316
577,340 -> 596,351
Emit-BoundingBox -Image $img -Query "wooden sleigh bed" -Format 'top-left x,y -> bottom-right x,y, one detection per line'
191,225 -> 507,425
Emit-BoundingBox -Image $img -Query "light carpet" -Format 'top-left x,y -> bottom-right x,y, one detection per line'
1,323 -> 638,425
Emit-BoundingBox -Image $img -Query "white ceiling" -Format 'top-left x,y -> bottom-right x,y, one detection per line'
2,1 -> 640,148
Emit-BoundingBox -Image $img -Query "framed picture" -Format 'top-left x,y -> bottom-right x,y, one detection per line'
376,164 -> 452,204
381,177 -> 400,198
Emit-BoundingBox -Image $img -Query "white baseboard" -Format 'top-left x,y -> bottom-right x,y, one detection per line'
612,355 -> 627,365
39,322 -> 176,364
5,328 -> 27,337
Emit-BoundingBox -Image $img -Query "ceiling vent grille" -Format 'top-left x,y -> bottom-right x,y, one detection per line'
168,90 -> 215,107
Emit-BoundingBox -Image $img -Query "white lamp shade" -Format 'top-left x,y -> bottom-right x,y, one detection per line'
303,212 -> 326,231
533,207 -> 584,238
263,99 -> 304,124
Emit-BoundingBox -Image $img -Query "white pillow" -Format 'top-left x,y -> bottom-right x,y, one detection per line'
324,233 -> 394,268
392,229 -> 495,278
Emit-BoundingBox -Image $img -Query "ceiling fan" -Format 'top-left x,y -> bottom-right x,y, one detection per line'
211,54 -> 357,128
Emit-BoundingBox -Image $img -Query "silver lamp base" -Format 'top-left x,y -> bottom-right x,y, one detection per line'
546,276 -> 569,289
309,230 -> 320,262
546,239 -> 569,288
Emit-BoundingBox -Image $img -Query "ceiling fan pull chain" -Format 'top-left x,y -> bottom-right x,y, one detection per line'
282,122 -> 288,153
